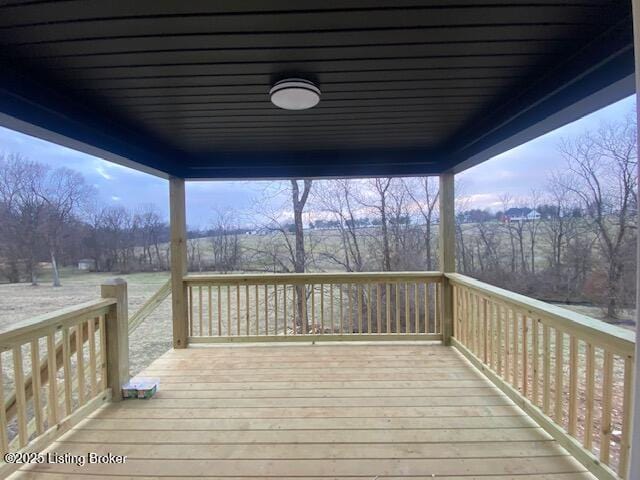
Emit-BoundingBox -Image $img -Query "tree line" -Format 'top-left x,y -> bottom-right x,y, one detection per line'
0,153 -> 171,284
0,115 -> 636,320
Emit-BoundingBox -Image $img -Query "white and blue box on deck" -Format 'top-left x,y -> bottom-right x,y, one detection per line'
122,377 -> 159,399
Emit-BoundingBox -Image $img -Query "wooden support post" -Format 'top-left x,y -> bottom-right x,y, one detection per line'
101,278 -> 129,402
170,176 -> 189,349
439,173 -> 455,345
630,1 -> 640,477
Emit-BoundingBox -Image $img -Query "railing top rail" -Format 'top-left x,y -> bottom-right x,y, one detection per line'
0,298 -> 115,349
447,273 -> 635,356
184,271 -> 443,285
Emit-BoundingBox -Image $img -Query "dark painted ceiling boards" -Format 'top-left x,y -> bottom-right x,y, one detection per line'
0,1 -> 634,178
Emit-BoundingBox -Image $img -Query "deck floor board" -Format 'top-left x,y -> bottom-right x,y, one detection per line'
12,343 -> 593,479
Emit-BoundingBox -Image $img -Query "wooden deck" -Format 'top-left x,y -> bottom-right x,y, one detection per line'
13,343 -> 593,479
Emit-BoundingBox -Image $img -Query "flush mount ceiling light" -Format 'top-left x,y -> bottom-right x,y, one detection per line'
269,78 -> 321,110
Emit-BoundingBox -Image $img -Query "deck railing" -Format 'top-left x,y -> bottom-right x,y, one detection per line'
448,273 -> 635,480
184,272 -> 443,342
0,279 -> 129,477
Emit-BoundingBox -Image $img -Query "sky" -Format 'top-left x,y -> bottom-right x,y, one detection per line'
0,94 -> 635,228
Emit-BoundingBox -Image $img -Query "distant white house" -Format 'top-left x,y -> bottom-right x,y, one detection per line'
503,208 -> 540,222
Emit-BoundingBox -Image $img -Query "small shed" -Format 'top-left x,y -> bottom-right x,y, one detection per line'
77,259 -> 95,272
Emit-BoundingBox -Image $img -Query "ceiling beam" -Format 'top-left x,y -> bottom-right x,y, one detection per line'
187,148 -> 444,180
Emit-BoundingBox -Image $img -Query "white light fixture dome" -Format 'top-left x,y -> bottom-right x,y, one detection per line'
269,78 -> 320,110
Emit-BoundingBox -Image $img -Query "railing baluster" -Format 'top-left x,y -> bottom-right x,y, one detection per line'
208,286 -> 213,336
62,327 -> 72,416
542,324 -> 550,414
0,353 -> 8,454
320,284 -> 325,334
512,309 -> 519,389
385,284 -> 390,333
522,314 -> 528,397
311,284 -> 316,333
568,336 -> 578,436
188,286 -> 193,337
236,285 -> 241,336
346,284 -> 352,333
30,339 -> 44,435
226,287 -> 231,335
403,283 -> 409,334
473,294 -> 479,355
302,285 -> 308,334
217,285 -> 222,336
245,285 -> 250,336
468,289 -> 473,345
488,300 -> 494,368
88,317 -> 98,397
620,355 -> 633,478
264,284 -> 269,335
436,282 -> 441,333
329,284 -> 334,334
99,315 -> 107,390
283,285 -> 288,336
76,325 -> 86,406
13,345 -> 28,447
584,342 -> 595,450
368,283 -> 373,334
532,317 -> 539,405
292,285 -> 297,335
424,282 -> 429,334
198,286 -> 203,336
554,329 -> 564,424
504,307 -> 510,382
377,284 -> 382,334
358,284 -> 363,334
482,298 -> 488,364
600,351 -> 613,465
497,304 -> 503,376
338,285 -> 343,335
274,285 -> 279,335
475,294 -> 481,355
47,332 -> 59,426
413,283 -> 418,334
459,288 -> 465,343
255,285 -> 259,336
395,283 -> 400,334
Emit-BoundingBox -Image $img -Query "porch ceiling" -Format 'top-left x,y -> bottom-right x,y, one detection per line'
0,1 -> 634,179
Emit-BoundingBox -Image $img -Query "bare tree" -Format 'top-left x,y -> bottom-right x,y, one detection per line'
136,205 -> 167,270
40,167 -> 92,286
455,179 -> 471,273
404,177 -> 439,270
558,115 -> 637,318
210,209 -> 242,273
0,155 -> 48,284
291,180 -> 313,331
313,179 -> 365,271
291,180 -> 313,273
524,189 -> 542,276
358,178 -> 393,271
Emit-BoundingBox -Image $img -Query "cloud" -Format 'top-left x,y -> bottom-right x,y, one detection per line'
96,165 -> 113,180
